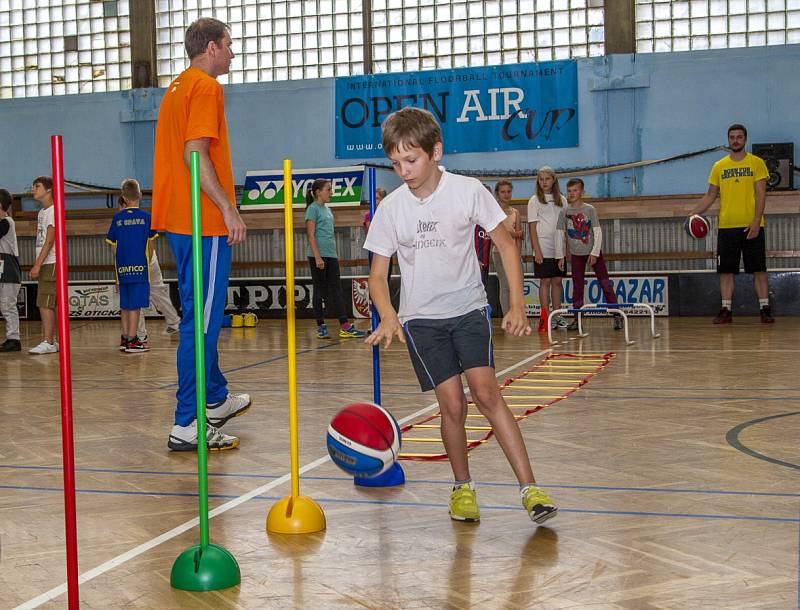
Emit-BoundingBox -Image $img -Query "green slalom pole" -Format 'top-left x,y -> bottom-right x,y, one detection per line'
171,151 -> 240,591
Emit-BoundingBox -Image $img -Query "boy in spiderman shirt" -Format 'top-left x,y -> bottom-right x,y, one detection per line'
557,178 -> 622,331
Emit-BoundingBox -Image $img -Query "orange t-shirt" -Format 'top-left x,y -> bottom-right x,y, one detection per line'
151,67 -> 234,236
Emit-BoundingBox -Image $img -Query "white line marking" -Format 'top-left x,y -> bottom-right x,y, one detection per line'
14,347 -> 552,609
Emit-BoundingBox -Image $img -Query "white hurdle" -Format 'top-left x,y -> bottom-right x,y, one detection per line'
547,302 -> 661,346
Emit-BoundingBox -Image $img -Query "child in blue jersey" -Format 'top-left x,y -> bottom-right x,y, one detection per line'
106,179 -> 156,352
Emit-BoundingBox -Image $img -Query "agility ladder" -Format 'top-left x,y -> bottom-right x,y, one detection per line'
399,352 -> 615,460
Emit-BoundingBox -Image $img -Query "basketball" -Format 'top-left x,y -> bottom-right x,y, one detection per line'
326,402 -> 401,478
684,214 -> 711,239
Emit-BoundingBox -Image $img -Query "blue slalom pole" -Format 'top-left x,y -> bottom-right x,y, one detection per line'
356,166 -> 404,488
368,167 -> 381,406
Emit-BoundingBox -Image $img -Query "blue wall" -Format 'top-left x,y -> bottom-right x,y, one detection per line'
1,44 -> 798,209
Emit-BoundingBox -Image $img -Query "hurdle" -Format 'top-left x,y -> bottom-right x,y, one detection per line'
547,302 -> 661,346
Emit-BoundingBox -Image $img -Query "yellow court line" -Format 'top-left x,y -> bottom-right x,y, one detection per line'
505,384 -> 578,390
521,372 -> 596,377
402,437 -> 487,444
502,395 -> 566,400
414,424 -> 493,431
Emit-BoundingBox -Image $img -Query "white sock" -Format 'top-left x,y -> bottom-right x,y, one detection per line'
454,478 -> 473,490
759,299 -> 769,308
721,299 -> 732,310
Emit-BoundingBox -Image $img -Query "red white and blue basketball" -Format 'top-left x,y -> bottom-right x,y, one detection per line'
326,402 -> 401,478
684,214 -> 711,239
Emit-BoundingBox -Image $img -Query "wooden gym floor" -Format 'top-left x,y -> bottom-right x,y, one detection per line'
1,315 -> 798,609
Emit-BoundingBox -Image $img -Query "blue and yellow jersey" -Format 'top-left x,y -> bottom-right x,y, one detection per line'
106,208 -> 157,284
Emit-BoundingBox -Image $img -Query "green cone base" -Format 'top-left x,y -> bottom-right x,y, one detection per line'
171,543 -> 241,591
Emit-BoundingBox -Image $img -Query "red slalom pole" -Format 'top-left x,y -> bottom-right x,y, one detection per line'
51,135 -> 80,608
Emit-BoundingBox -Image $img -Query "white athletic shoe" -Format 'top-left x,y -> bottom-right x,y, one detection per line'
164,325 -> 179,335
167,421 -> 239,452
28,340 -> 59,355
206,393 -> 252,428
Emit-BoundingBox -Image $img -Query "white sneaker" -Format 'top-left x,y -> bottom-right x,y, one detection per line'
28,340 -> 58,355
555,315 -> 570,329
207,393 -> 251,427
167,421 -> 239,452
164,325 -> 179,334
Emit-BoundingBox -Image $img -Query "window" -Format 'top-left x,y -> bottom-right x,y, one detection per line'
0,0 -> 131,99
636,0 -> 800,52
370,0 -> 605,73
156,0 -> 365,86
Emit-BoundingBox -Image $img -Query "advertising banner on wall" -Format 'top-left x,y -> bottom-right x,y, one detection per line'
524,276 -> 669,317
240,166 -> 364,209
68,284 -> 120,318
335,60 -> 578,158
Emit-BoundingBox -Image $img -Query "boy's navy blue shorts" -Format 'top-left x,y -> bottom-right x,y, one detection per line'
402,307 -> 494,392
119,282 -> 149,310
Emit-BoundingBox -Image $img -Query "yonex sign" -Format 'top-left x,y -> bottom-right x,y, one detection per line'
240,166 -> 365,209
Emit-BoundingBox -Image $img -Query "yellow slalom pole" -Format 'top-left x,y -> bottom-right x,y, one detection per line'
266,159 -> 326,535
283,158 -> 300,501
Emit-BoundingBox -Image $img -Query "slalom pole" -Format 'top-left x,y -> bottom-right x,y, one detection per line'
266,159 -> 326,534
190,151 -> 211,552
51,135 -> 80,609
354,167 -> 404,488
170,151 -> 239,590
368,167 -> 381,405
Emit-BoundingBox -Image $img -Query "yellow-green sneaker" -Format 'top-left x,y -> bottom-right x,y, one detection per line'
522,485 -> 557,524
449,483 -> 480,522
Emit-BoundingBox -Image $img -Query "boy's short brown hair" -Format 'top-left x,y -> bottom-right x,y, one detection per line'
120,178 -> 142,202
566,178 -> 585,190
32,176 -> 53,191
381,107 -> 442,157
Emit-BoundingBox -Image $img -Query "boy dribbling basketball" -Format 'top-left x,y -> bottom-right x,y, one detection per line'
363,107 -> 557,525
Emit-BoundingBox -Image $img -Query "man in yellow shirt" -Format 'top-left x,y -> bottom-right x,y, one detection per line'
691,124 -> 773,324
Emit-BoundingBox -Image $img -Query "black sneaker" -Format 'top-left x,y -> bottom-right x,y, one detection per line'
566,319 -> 579,331
760,306 -> 775,324
124,338 -> 150,352
713,307 -> 732,324
0,339 -> 21,352
612,314 -> 624,331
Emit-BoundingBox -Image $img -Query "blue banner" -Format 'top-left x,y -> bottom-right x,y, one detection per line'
335,61 -> 578,158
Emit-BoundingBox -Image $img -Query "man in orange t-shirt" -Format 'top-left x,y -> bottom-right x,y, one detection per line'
152,17 -> 251,452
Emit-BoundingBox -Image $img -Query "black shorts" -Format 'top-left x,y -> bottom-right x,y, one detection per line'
403,307 -> 494,392
717,227 -> 767,274
533,258 -> 566,279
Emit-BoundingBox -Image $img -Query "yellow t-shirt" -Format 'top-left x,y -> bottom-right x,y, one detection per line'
708,153 -> 768,229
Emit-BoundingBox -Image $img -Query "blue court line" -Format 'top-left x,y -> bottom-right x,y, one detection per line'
2,465 -> 798,498
1,484 -> 798,524
157,340 -> 342,389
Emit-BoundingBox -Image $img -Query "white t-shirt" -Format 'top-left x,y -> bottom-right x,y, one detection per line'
527,192 -> 566,258
36,205 -> 56,265
364,169 -> 506,323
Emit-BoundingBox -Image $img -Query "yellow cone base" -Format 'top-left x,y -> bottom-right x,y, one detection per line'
267,495 -> 326,534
